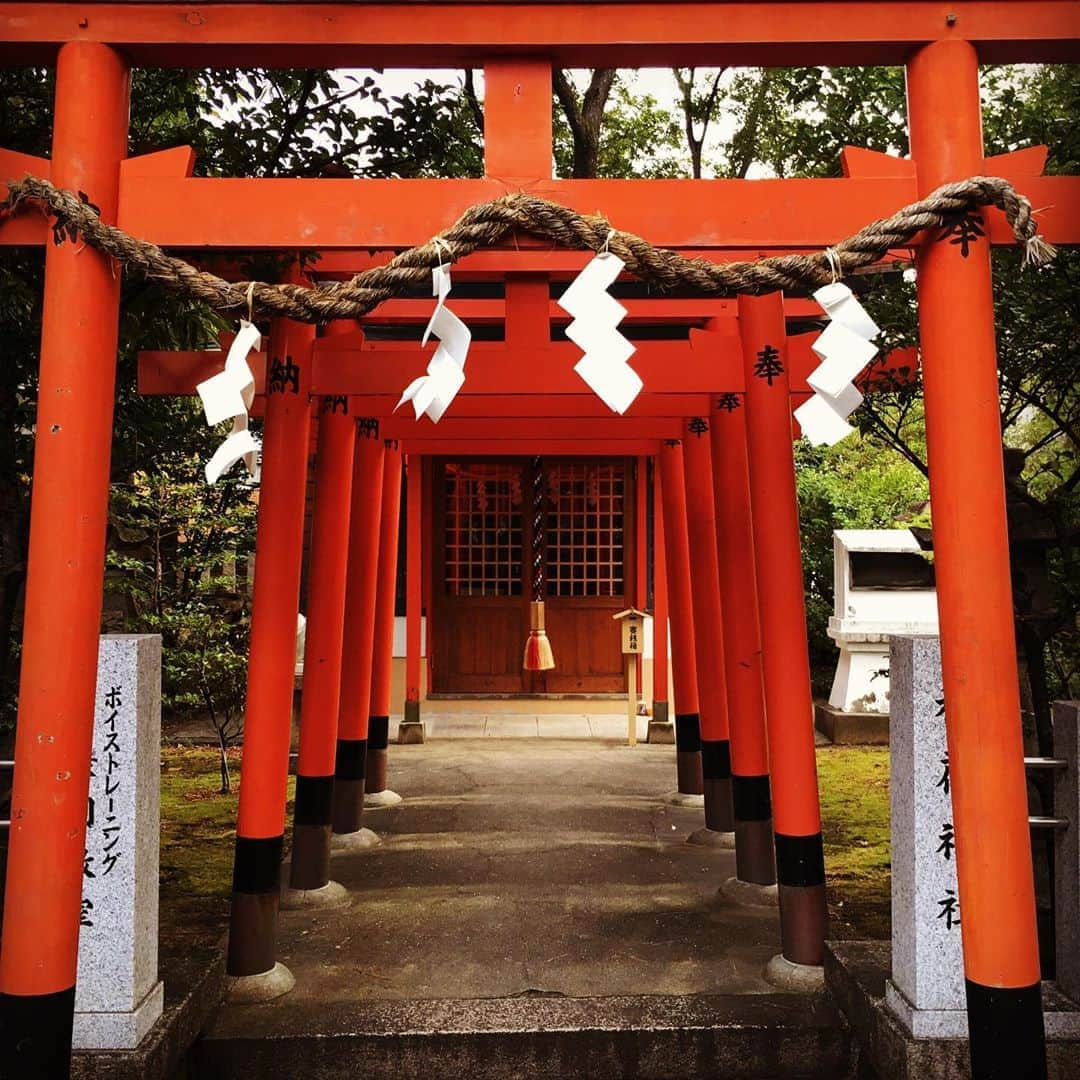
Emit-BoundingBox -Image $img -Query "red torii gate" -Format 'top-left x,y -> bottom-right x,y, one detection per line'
1,5 -> 1078,1077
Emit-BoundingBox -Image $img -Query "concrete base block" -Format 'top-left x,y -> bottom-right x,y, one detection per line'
813,700 -> 889,745
279,879 -> 350,911
764,954 -> 825,993
364,789 -> 403,808
225,962 -> 295,1004
686,827 -> 736,849
647,720 -> 675,744
884,981 -> 967,1039
719,876 -> 779,908
398,721 -> 426,744
330,827 -> 382,852
661,790 -> 705,808
827,941 -> 1080,1080
72,980 -> 164,1051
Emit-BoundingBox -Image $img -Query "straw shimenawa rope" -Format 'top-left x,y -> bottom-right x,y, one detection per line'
0,173 -> 1054,324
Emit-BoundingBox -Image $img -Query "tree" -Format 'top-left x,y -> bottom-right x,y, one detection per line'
107,430 -> 257,792
672,68 -> 725,179
552,69 -> 618,178
0,66 -> 377,737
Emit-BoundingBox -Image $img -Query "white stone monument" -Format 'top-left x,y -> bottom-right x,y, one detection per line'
886,634 -> 967,1036
74,635 -> 164,1049
828,530 -> 938,714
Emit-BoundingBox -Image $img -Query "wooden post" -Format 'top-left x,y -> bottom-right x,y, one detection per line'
366,444 -> 404,799
626,659 -> 638,747
680,420 -> 735,839
651,458 -> 670,727
330,418 -> 385,837
0,41 -> 130,1076
226,301 -> 312,989
738,292 -> 825,977
709,371 -> 775,888
288,395 -> 356,891
658,441 -> 704,798
635,454 -> 648,703
907,39 -> 1046,1078
400,453 -> 424,739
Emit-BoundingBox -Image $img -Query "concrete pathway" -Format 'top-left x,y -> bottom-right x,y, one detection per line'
200,740 -> 850,1079
253,741 -> 780,1003
165,712 -> 649,744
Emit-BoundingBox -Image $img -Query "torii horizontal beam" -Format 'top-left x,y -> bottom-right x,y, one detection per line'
355,394 -> 716,418
382,416 -> 681,440
398,438 -> 663,455
1,145 -> 1073,252
1,2 -> 1077,67
138,335 -> 916,399
344,297 -> 821,326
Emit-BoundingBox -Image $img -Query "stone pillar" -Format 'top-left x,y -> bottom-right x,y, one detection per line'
886,634 -> 966,1036
73,635 -> 164,1049
1054,701 -> 1080,1004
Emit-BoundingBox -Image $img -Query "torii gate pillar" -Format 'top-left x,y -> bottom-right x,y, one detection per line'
658,441 -> 704,800
0,41 -> 130,1075
907,39 -> 1046,1078
738,292 -> 826,978
226,308 -> 313,992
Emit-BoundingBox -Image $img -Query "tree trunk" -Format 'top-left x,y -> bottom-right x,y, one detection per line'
217,727 -> 231,795
553,69 -> 617,179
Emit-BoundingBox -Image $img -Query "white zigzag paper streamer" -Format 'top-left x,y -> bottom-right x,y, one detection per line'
396,265 -> 471,424
197,321 -> 261,484
796,283 -> 878,447
558,253 -> 641,414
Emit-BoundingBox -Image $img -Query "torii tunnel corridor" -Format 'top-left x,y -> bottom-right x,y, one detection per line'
197,738 -> 847,1078
2,4 -> 1080,1078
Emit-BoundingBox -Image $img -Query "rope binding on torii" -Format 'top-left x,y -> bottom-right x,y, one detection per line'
0,173 -> 1056,323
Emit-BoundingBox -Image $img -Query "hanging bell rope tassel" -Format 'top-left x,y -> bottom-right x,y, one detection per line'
523,457 -> 555,672
523,600 -> 555,672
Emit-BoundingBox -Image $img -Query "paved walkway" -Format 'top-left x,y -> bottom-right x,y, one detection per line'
246,741 -> 780,1005
165,712 -> 651,743
199,740 -> 843,1078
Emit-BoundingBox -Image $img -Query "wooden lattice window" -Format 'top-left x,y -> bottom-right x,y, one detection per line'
444,463 -> 524,597
545,461 -> 625,598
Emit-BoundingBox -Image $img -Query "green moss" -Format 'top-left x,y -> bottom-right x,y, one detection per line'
159,747 -> 295,948
816,745 -> 891,940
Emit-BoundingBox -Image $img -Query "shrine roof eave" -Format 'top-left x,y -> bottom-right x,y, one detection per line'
2,2 -> 1078,67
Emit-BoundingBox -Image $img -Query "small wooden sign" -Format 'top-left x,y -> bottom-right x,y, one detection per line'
613,606 -> 647,655
612,608 -> 649,745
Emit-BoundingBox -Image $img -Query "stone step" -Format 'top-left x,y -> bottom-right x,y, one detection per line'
194,991 -> 852,1079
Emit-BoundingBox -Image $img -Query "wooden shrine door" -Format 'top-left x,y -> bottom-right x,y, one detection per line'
431,457 -> 634,695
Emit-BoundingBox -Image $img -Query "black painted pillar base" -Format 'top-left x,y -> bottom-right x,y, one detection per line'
227,835 -> 284,977
330,738 -> 366,835
775,831 -> 827,967
289,774 -> 335,890
965,980 -> 1047,1080
733,774 -> 776,885
702,738 -> 735,832
0,986 -> 75,1080
675,713 -> 704,795
366,716 -> 390,794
